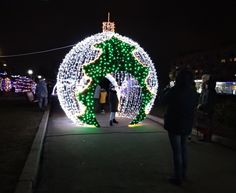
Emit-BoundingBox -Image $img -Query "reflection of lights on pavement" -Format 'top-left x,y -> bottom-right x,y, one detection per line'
128,123 -> 143,127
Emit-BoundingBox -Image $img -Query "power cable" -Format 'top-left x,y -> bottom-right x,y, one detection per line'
0,44 -> 75,58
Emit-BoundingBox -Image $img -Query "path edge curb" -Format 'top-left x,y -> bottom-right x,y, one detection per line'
14,106 -> 50,193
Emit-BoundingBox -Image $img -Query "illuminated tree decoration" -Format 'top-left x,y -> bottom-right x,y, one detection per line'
12,76 -> 36,93
0,77 -> 3,91
57,31 -> 158,127
2,77 -> 12,92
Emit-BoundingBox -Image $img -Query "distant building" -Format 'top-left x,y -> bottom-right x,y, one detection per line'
169,44 -> 236,81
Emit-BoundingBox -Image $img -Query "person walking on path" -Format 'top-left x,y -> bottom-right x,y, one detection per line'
108,84 -> 119,126
35,78 -> 48,111
161,69 -> 198,186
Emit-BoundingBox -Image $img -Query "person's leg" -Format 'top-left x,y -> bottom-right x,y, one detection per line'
94,99 -> 99,113
181,135 -> 188,180
38,97 -> 43,110
113,112 -> 118,123
109,112 -> 115,126
101,103 -> 105,113
44,97 -> 48,109
206,117 -> 213,142
168,132 -> 182,183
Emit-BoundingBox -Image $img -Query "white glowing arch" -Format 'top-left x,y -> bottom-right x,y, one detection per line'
57,31 -> 158,125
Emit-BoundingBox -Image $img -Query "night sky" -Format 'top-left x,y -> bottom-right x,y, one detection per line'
1,0 -> 236,87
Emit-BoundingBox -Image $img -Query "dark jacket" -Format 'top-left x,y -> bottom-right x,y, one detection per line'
161,69 -> 198,135
198,78 -> 216,117
109,90 -> 118,112
36,79 -> 48,98
162,86 -> 198,135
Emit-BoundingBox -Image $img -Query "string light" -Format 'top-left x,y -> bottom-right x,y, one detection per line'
0,76 -> 36,93
57,31 -> 158,127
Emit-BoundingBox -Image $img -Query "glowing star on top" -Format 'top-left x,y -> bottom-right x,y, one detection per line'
57,13 -> 158,127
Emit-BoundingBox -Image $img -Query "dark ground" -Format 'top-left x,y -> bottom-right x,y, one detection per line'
0,93 -> 44,193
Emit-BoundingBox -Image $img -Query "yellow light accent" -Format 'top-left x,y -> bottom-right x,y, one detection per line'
128,123 -> 143,127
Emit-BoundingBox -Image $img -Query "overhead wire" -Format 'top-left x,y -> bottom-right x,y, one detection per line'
0,44 -> 75,58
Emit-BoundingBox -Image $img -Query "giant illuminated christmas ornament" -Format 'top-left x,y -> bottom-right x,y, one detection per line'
57,13 -> 158,127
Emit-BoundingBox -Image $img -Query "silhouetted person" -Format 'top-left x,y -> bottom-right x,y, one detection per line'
108,84 -> 119,126
36,78 -> 48,111
197,75 -> 216,142
161,69 -> 198,185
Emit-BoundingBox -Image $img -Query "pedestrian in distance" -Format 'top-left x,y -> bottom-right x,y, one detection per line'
196,74 -> 216,142
35,77 -> 48,111
160,69 -> 198,186
99,88 -> 107,114
108,84 -> 119,126
94,84 -> 101,113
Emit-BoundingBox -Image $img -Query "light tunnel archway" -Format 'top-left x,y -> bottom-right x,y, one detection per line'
57,32 -> 158,127
104,72 -> 142,119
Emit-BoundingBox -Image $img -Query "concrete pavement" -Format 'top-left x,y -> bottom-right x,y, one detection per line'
147,114 -> 236,150
33,98 -> 236,193
14,106 -> 50,193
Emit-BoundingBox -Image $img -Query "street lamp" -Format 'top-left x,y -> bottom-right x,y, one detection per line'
27,69 -> 33,75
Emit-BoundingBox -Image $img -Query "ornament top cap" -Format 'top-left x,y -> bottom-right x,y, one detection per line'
102,12 -> 115,32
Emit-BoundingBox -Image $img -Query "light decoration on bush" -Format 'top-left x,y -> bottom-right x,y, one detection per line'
12,76 -> 36,93
0,77 -> 3,91
57,14 -> 158,127
0,75 -> 36,93
2,77 -> 12,92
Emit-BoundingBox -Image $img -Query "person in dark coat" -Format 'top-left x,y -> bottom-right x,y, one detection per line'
161,69 -> 198,185
197,75 -> 216,142
108,84 -> 119,126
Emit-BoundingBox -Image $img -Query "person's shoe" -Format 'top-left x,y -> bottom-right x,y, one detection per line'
113,119 -> 118,124
110,120 -> 113,126
168,177 -> 182,186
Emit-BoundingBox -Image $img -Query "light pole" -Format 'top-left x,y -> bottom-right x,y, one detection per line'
26,69 -> 34,102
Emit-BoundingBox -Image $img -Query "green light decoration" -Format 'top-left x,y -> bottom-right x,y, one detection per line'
77,36 -> 153,127
57,17 -> 158,127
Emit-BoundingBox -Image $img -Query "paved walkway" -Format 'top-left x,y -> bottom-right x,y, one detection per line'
34,99 -> 236,193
